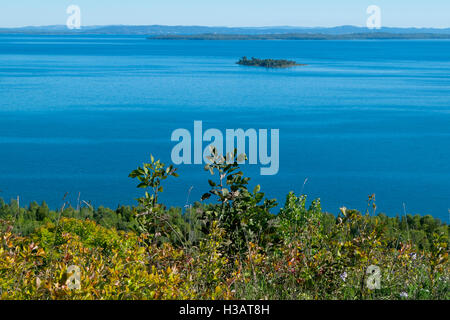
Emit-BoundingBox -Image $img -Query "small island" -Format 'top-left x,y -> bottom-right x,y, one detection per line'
236,56 -> 306,68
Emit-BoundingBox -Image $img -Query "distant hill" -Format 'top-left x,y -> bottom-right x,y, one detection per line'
1,25 -> 450,36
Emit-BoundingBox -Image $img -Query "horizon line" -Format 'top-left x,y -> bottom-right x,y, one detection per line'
2,24 -> 450,30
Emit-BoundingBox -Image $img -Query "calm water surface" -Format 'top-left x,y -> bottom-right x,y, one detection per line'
0,35 -> 449,221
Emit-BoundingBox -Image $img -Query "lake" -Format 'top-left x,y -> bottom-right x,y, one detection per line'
0,35 -> 449,222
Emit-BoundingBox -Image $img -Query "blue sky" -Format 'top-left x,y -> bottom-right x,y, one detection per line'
1,0 -> 449,28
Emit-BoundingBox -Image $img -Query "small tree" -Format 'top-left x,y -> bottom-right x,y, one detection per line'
129,155 -> 182,245
201,147 -> 277,256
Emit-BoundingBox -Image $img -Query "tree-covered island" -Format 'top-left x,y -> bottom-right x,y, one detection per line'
237,56 -> 306,68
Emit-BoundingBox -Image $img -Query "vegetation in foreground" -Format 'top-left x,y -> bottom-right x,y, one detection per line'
236,56 -> 305,68
0,150 -> 448,300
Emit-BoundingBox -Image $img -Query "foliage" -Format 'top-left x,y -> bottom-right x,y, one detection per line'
0,154 -> 448,300
128,155 -> 181,245
236,56 -> 302,68
200,148 -> 277,255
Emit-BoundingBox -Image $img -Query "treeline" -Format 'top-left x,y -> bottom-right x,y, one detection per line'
148,32 -> 450,40
1,197 -> 447,251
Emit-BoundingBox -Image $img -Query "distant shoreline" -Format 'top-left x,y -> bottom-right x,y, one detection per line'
148,33 -> 450,40
1,25 -> 450,38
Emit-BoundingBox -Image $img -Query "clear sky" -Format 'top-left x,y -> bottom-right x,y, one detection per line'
1,0 -> 449,28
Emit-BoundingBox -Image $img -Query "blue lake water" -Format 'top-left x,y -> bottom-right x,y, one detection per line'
0,35 -> 449,222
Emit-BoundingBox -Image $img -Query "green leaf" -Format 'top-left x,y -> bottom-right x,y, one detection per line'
255,193 -> 264,203
201,193 -> 211,201
208,180 -> 216,187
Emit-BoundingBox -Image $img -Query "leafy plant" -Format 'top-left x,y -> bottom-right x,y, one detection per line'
129,155 -> 181,245
201,147 -> 277,256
